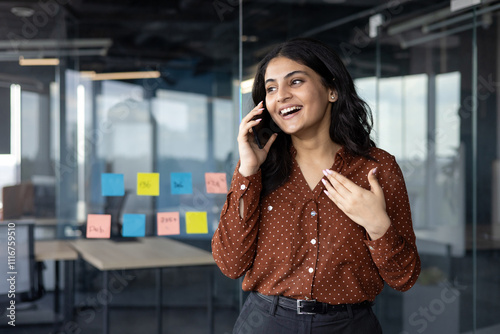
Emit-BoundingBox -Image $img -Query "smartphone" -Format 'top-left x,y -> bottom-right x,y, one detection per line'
252,105 -> 279,149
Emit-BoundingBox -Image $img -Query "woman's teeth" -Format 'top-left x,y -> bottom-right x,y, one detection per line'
280,106 -> 302,116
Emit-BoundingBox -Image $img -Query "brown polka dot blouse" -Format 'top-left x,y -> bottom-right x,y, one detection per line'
212,146 -> 421,305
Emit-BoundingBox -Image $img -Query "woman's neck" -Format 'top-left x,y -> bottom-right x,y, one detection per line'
292,132 -> 341,163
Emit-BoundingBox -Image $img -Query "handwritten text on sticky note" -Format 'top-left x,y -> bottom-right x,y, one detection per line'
171,173 -> 193,195
122,214 -> 146,237
185,212 -> 208,234
87,214 -> 111,239
205,173 -> 228,194
157,212 -> 180,236
101,173 -> 125,196
137,173 -> 160,196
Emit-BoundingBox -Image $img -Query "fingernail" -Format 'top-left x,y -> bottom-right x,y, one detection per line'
257,108 -> 265,111
322,169 -> 329,176
255,118 -> 262,122
326,169 -> 333,175
321,179 -> 327,185
323,190 -> 329,196
372,167 -> 378,175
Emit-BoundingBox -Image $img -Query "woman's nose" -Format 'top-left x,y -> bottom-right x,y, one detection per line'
277,86 -> 292,103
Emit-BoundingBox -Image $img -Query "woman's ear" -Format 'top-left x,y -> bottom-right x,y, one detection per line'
329,89 -> 338,102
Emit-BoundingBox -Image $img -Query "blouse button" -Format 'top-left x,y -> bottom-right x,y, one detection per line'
311,211 -> 317,217
267,205 -> 273,211
310,239 -> 317,245
308,268 -> 314,273
240,184 -> 246,190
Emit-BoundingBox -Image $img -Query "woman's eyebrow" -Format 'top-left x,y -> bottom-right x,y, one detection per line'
265,70 -> 308,84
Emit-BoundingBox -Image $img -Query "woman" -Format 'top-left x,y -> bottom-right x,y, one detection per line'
212,38 -> 420,334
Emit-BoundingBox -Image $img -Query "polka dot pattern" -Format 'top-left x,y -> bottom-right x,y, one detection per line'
212,146 -> 421,305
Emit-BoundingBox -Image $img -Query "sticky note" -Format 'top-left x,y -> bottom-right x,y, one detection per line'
205,173 -> 228,194
171,172 -> 193,195
186,212 -> 208,234
87,214 -> 111,239
157,212 -> 180,236
137,173 -> 160,196
101,173 -> 125,196
122,214 -> 146,237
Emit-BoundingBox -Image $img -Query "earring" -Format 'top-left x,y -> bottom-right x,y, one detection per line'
330,95 -> 335,101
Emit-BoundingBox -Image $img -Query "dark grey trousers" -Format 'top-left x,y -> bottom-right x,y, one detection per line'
233,292 -> 383,334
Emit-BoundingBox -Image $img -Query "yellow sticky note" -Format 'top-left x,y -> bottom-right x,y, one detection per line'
137,173 -> 160,196
185,212 -> 208,234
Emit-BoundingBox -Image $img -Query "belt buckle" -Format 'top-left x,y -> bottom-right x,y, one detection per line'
296,299 -> 316,315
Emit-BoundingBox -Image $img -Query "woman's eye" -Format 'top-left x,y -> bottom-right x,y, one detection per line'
266,86 -> 276,93
291,79 -> 303,85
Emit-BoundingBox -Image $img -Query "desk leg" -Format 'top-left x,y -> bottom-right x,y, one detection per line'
54,260 -> 60,332
64,260 -> 75,322
156,268 -> 163,334
207,266 -> 214,334
103,271 -> 109,334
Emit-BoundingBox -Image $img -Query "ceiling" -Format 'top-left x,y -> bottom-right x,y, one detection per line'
0,0 -> 459,89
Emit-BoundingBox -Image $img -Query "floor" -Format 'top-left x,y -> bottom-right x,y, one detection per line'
1,265 -> 240,334
2,248 -> 500,334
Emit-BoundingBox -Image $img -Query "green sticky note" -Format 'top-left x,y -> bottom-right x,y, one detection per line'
137,173 -> 160,196
185,212 -> 208,234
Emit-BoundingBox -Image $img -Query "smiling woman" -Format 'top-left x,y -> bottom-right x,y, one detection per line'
212,38 -> 421,334
253,38 -> 376,196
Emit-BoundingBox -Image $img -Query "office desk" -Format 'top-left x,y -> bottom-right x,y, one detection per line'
35,240 -> 78,330
70,237 -> 215,334
35,240 -> 79,262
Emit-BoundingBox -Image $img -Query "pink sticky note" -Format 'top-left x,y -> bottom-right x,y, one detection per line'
86,214 -> 111,239
157,212 -> 180,236
205,173 -> 228,194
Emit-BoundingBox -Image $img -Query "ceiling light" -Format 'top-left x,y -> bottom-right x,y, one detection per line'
11,7 -> 35,18
19,56 -> 60,66
81,71 -> 161,81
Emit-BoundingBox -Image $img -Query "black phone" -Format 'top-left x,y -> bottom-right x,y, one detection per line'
251,105 -> 279,149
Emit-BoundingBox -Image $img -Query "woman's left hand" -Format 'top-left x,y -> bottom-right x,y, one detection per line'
321,168 -> 391,240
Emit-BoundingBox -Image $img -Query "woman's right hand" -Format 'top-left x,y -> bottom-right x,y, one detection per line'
237,101 -> 278,177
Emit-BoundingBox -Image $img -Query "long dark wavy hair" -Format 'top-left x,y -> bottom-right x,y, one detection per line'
252,38 -> 376,196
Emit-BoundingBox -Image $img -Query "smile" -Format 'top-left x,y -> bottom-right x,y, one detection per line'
280,105 -> 302,117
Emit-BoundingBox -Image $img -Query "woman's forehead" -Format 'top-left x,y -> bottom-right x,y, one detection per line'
264,57 -> 312,81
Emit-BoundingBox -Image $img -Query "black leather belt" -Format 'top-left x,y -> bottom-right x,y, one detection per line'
255,292 -> 372,315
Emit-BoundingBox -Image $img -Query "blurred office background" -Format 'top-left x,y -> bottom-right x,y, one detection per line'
1,0 -> 500,333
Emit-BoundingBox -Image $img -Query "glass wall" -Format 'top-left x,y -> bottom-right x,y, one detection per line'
1,1 -> 500,333
239,1 -> 499,333
372,7 -> 472,333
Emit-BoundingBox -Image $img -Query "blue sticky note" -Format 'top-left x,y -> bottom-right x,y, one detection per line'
122,214 -> 146,237
101,173 -> 125,196
170,172 -> 193,195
